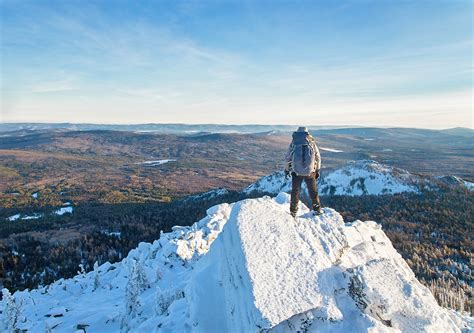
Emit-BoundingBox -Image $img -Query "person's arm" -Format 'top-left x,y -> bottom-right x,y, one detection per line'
312,140 -> 321,178
314,142 -> 321,171
284,143 -> 293,173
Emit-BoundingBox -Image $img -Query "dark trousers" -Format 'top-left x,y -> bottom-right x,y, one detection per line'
290,173 -> 321,214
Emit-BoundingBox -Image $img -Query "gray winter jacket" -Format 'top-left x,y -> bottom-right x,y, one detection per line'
285,131 -> 321,174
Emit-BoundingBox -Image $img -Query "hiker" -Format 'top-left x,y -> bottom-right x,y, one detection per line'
284,127 -> 322,217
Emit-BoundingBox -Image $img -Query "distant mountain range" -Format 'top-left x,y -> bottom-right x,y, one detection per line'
0,123 -> 350,134
1,123 -> 472,137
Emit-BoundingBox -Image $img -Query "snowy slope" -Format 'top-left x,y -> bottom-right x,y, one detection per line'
437,175 -> 474,192
318,160 -> 421,196
464,180 -> 474,191
244,160 -> 425,196
2,194 -> 471,333
183,188 -> 230,202
243,170 -> 292,195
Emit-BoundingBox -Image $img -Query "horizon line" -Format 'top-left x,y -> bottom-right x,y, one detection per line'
0,121 -> 472,131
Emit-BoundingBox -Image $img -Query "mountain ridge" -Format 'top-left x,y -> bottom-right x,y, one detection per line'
1,193 -> 471,332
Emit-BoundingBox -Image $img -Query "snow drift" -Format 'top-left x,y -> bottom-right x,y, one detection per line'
1,194 -> 471,332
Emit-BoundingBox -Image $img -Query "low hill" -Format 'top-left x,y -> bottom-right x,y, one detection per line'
244,160 -> 473,196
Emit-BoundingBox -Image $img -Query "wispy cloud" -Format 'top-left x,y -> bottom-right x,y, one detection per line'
29,76 -> 79,93
117,87 -> 183,101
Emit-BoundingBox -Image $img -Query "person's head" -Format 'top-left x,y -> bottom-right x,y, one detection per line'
293,126 -> 312,141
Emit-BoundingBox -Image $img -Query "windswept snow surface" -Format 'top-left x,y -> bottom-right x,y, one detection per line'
188,195 -> 349,332
244,160 -> 422,196
2,194 -> 471,332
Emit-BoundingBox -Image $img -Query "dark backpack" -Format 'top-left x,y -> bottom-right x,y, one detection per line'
291,132 -> 316,176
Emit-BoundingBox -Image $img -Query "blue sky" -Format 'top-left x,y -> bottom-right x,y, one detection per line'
1,0 -> 472,128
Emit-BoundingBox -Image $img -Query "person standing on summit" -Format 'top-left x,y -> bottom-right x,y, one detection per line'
285,127 -> 322,217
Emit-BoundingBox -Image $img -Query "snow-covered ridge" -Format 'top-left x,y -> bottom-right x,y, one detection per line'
319,160 -> 422,196
437,175 -> 474,192
183,188 -> 230,202
464,180 -> 474,191
244,160 -> 427,196
2,194 -> 471,332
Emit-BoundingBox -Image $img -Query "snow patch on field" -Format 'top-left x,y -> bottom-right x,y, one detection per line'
2,194 -> 470,332
102,231 -> 122,238
7,214 -> 20,221
137,159 -> 176,166
54,206 -> 73,216
320,147 -> 344,153
6,213 -> 44,221
7,213 -> 44,221
21,213 -> 44,220
6,205 -> 73,222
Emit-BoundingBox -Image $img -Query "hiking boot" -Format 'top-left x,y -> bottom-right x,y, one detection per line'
313,205 -> 323,215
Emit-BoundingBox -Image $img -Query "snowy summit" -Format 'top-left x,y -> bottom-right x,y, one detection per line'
1,194 -> 471,332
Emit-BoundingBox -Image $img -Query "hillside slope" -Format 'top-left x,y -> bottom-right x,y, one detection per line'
1,194 -> 471,332
243,160 -> 473,197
